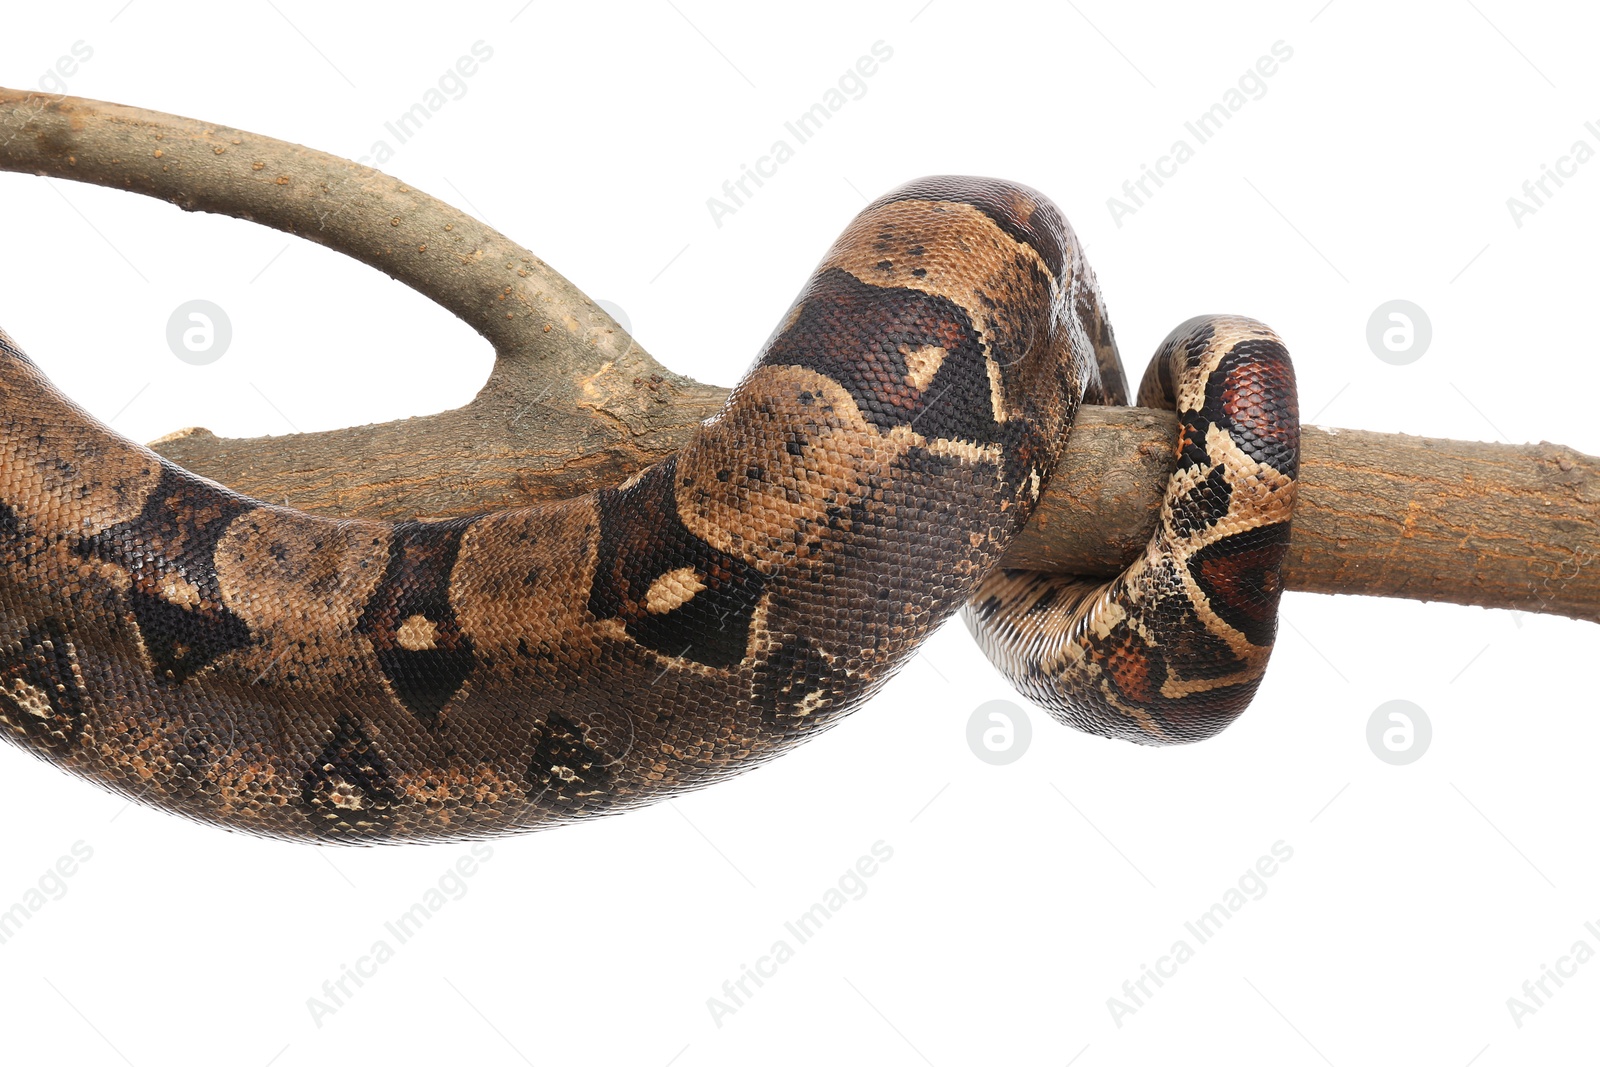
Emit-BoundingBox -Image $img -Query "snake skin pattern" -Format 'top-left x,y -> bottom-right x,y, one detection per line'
0,176 -> 1297,842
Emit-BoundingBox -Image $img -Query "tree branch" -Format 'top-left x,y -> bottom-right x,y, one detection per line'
1007,408 -> 1600,624
0,86 -> 728,517
2,88 -> 1595,624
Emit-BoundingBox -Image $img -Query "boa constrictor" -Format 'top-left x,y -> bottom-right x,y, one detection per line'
0,176 -> 1298,842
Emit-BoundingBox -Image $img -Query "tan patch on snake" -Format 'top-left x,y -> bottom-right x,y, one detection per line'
395,614 -> 439,651
820,199 -> 1056,308
901,344 -> 947,391
449,497 -> 601,657
0,357 -> 165,535
645,567 -> 706,614
883,424 -> 1001,466
157,575 -> 203,609
3,679 -> 54,719
213,509 -> 391,686
674,365 -> 886,568
985,354 -> 1009,424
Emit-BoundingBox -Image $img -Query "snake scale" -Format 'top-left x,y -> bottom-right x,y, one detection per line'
0,176 -> 1298,843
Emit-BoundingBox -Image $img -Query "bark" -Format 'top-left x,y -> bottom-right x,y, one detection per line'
3,88 -> 1596,624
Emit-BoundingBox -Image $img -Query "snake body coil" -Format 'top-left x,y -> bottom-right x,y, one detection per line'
0,177 -> 1298,842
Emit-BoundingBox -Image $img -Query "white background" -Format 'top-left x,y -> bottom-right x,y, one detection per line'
2,2 -> 1598,1064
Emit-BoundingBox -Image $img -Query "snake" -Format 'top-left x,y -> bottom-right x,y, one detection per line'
0,176 -> 1298,843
